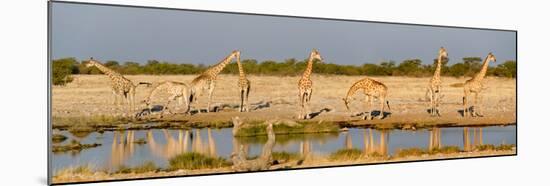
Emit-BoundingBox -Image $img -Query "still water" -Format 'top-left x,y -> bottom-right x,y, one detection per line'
51,125 -> 516,173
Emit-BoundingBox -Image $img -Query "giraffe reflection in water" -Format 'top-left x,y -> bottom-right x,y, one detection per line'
147,129 -> 218,158
429,128 -> 441,151
361,129 -> 389,156
463,127 -> 484,151
109,130 -> 136,170
108,129 -> 218,170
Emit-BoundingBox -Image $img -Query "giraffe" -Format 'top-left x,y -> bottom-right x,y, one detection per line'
342,77 -> 391,120
463,53 -> 496,117
427,47 -> 448,117
189,50 -> 240,113
297,49 -> 323,119
142,81 -> 190,118
236,54 -> 251,112
85,58 -> 150,116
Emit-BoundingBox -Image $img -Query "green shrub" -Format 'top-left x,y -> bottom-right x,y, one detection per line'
272,152 -> 301,161
116,161 -> 159,174
168,152 -> 230,170
51,57 -> 517,78
328,148 -> 363,161
52,58 -> 78,85
396,148 -> 425,158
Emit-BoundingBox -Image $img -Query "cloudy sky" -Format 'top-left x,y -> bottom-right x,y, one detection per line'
51,2 -> 516,65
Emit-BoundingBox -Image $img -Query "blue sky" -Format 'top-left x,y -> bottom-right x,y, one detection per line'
51,2 -> 516,65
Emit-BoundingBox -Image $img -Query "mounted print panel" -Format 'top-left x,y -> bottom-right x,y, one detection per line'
48,1 -> 517,185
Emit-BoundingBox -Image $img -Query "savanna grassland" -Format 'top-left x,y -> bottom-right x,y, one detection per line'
52,74 -> 516,129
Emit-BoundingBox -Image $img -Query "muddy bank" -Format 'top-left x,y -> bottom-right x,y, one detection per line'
52,111 -> 515,134
52,149 -> 515,184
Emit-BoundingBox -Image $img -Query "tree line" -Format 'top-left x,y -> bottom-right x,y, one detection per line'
52,57 -> 516,85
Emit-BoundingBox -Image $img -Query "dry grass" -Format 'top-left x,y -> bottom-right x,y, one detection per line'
52,140 -> 102,153
52,75 -> 516,127
328,148 -> 364,161
168,153 -> 231,170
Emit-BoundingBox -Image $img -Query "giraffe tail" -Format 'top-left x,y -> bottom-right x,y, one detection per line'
138,82 -> 152,87
386,101 -> 391,111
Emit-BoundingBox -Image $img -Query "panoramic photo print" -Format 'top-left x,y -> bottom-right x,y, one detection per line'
49,1 -> 517,184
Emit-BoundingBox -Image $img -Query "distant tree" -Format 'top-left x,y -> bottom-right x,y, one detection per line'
52,58 -> 77,85
449,63 -> 467,77
52,56 -> 516,78
121,62 -> 141,75
397,59 -> 423,76
379,61 -> 396,76
493,60 -> 517,78
362,63 -> 380,75
462,57 -> 482,77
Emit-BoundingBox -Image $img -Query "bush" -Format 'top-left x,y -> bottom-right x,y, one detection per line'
116,161 -> 159,174
168,152 -> 230,170
52,57 -> 517,78
52,58 -> 78,85
328,148 -> 363,161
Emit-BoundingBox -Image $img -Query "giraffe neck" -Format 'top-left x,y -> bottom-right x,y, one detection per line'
302,56 -> 314,79
474,55 -> 491,81
91,62 -> 122,81
345,83 -> 361,101
237,59 -> 246,79
205,53 -> 236,78
433,55 -> 443,78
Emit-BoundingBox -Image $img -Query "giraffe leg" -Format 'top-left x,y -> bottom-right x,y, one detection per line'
206,82 -> 216,113
473,92 -> 479,117
463,91 -> 470,117
428,88 -> 434,116
363,95 -> 370,120
130,88 -> 136,114
160,96 -> 175,119
475,93 -> 484,117
245,86 -> 250,112
184,92 -> 191,114
377,96 -> 385,119
177,96 -> 184,114
435,88 -> 442,117
123,93 -> 130,117
298,90 -> 305,119
239,89 -> 244,112
364,95 -> 373,120
304,89 -> 312,119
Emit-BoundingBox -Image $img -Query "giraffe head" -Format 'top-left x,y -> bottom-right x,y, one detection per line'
487,53 -> 497,63
231,50 -> 241,61
310,49 -> 323,63
233,50 -> 241,63
85,57 -> 99,67
342,97 -> 351,111
439,47 -> 448,59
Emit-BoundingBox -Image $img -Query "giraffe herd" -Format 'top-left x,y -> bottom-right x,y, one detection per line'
84,48 -> 497,120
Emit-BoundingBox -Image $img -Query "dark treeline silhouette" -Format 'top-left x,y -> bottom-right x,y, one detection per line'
52,57 -> 516,85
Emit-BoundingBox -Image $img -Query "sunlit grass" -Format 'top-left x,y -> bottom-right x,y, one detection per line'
116,161 -> 159,174
168,152 -> 230,170
52,140 -> 101,153
234,121 -> 340,137
328,148 -> 363,161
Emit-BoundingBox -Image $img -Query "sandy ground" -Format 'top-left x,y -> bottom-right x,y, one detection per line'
52,74 -> 516,127
51,149 -> 515,184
